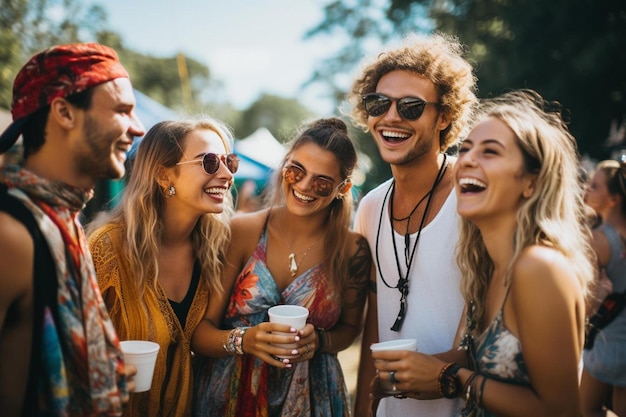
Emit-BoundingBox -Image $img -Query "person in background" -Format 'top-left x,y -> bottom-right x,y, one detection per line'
0,43 -> 145,416
372,89 -> 595,417
87,119 -> 235,417
580,159 -> 626,417
192,117 -> 371,417
236,178 -> 262,212
347,32 -> 478,417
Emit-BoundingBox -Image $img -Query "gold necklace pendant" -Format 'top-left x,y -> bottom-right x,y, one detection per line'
289,253 -> 298,277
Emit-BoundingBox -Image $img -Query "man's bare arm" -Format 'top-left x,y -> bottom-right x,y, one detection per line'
0,213 -> 36,416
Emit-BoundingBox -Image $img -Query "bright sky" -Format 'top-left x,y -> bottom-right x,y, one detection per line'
94,0 -> 347,115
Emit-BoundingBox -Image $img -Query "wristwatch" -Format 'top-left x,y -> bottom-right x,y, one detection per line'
439,363 -> 462,399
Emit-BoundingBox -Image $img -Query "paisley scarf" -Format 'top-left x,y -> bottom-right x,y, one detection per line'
0,165 -> 127,416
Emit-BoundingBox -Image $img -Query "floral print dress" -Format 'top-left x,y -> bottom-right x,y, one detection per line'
193,226 -> 350,417
465,303 -> 531,417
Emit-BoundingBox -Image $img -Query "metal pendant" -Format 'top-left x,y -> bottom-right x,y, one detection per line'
289,253 -> 298,277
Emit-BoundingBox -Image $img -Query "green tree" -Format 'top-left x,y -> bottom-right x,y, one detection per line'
234,93 -> 314,141
0,0 -> 214,114
306,0 -> 626,164
0,0 -> 109,108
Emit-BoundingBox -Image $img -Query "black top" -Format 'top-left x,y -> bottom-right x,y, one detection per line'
168,261 -> 200,329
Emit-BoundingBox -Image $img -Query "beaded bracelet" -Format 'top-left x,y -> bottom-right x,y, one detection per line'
477,375 -> 488,407
438,362 -> 461,398
222,327 -> 250,355
463,372 -> 478,401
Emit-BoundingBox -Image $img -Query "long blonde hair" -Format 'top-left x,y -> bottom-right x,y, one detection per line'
456,90 -> 595,329
88,118 -> 234,296
265,117 -> 357,293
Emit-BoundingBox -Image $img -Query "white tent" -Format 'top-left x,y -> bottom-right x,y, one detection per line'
234,127 -> 286,170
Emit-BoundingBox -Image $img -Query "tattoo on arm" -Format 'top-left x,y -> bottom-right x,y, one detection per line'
368,279 -> 377,295
343,236 -> 372,309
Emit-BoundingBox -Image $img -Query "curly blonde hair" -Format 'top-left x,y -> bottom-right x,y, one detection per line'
347,32 -> 478,152
87,118 -> 234,296
456,90 -> 595,329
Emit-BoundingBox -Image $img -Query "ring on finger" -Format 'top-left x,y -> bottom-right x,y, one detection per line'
389,370 -> 398,384
305,343 -> 311,355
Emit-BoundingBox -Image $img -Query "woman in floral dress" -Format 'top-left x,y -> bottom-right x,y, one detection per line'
192,117 -> 371,417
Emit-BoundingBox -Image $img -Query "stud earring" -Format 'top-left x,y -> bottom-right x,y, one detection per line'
165,185 -> 176,198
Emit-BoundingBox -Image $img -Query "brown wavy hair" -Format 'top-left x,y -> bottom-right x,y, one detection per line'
265,117 -> 357,292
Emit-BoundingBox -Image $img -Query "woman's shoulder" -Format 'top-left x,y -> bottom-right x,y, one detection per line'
514,245 -> 571,276
511,245 -> 580,299
231,208 -> 269,232
344,230 -> 373,271
229,209 -> 270,253
346,230 -> 370,251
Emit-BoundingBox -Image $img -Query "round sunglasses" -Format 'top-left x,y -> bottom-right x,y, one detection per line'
283,164 -> 344,197
176,153 -> 239,174
362,92 -> 440,120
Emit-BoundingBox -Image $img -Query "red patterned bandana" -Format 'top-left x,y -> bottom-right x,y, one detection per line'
0,42 -> 129,153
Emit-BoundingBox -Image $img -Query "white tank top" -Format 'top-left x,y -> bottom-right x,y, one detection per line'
355,179 -> 464,417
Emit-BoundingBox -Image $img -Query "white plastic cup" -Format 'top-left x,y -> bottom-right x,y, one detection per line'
370,338 -> 417,394
120,340 -> 160,393
268,305 -> 309,358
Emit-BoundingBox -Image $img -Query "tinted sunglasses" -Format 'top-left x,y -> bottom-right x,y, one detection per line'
283,164 -> 344,197
362,93 -> 440,120
176,153 -> 239,174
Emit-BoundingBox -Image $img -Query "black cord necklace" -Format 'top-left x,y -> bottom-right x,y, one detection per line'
391,188 -> 432,264
375,153 -> 448,331
391,190 -> 431,221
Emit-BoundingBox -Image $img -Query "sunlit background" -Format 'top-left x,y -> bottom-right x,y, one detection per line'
1,0 -> 625,204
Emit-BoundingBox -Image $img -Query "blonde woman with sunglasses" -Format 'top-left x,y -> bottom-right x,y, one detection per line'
370,90 -> 595,417
87,118 -> 235,417
192,117 -> 371,417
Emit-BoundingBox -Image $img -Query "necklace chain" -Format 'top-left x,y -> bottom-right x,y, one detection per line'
287,238 -> 322,277
375,153 -> 448,331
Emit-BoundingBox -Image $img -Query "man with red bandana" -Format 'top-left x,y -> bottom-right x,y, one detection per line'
0,43 -> 145,416
347,33 -> 478,417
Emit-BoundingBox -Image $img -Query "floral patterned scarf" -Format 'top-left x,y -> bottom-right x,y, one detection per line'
0,165 -> 127,416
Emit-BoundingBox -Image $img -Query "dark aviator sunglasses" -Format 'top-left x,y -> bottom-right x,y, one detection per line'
362,93 -> 440,121
283,164 -> 345,197
176,153 -> 239,175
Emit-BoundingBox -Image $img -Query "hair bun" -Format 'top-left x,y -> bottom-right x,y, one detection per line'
312,117 -> 348,134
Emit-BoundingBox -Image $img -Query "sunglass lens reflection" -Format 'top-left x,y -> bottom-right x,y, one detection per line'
284,165 -> 334,197
226,154 -> 239,174
313,179 -> 334,196
283,166 -> 303,183
364,94 -> 427,120
400,98 -> 426,120
364,95 -> 391,117
202,153 -> 239,175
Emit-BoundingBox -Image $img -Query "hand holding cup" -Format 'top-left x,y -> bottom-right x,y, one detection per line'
370,338 -> 417,394
268,305 -> 309,359
120,340 -> 160,393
